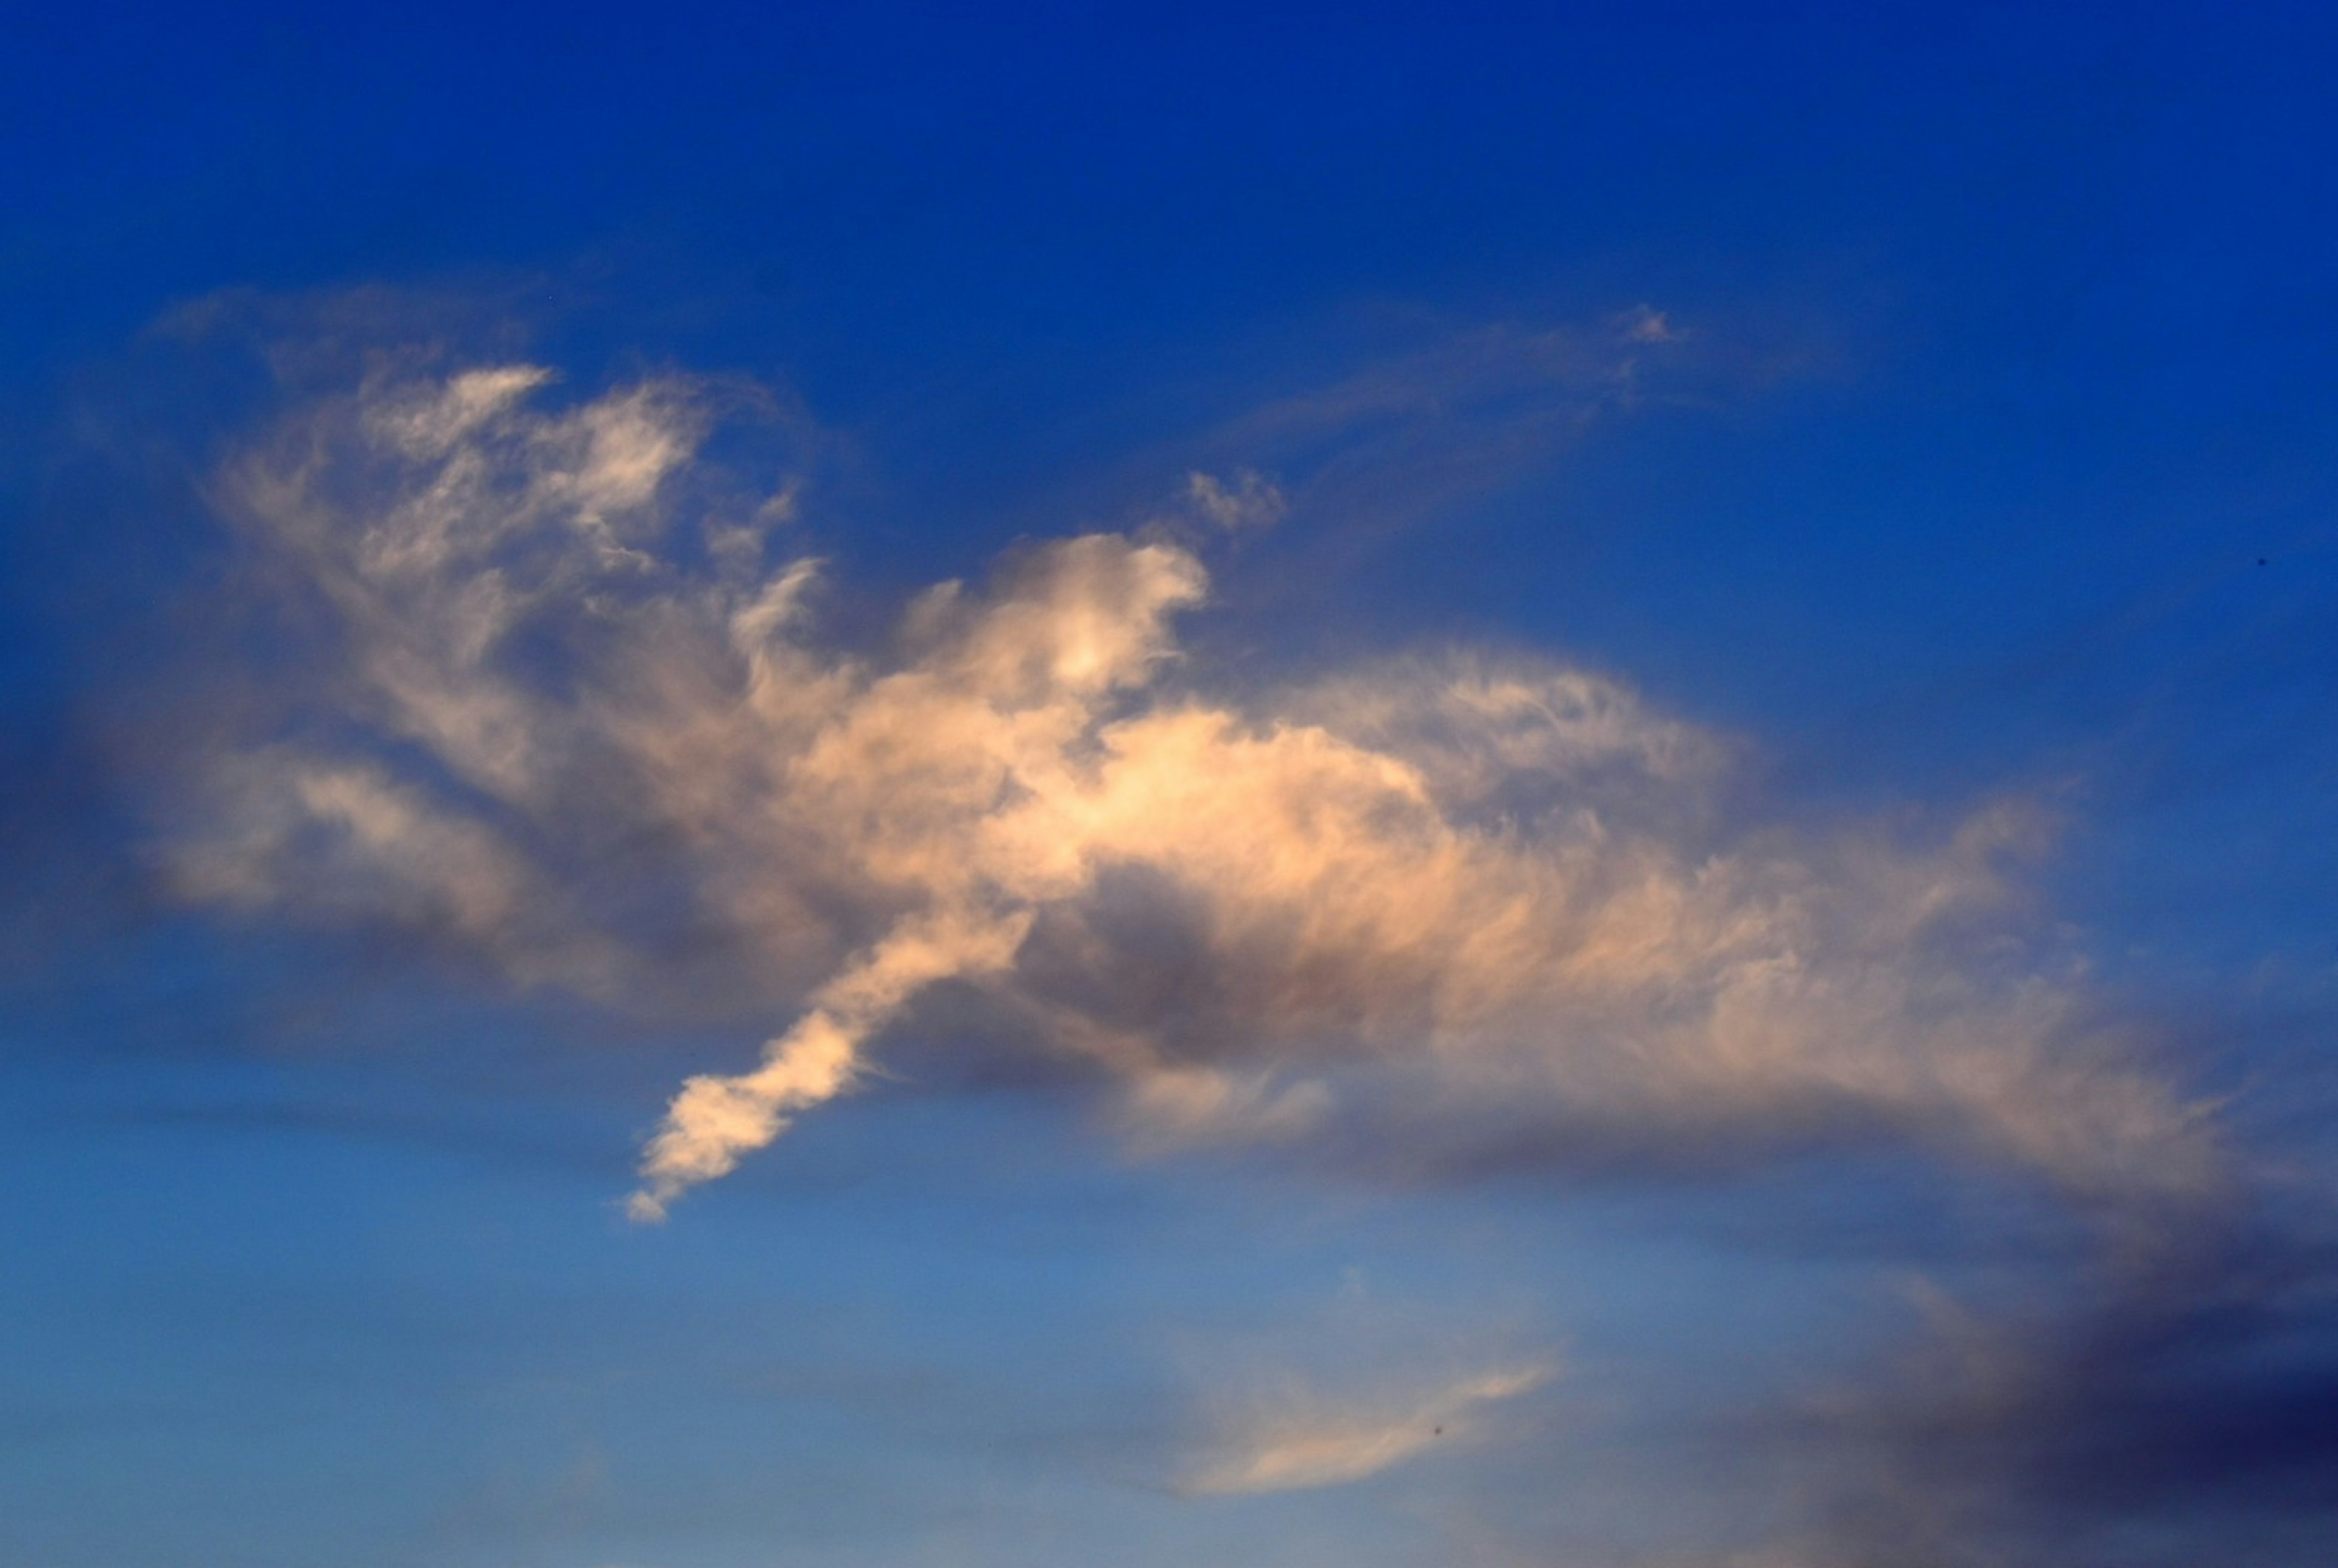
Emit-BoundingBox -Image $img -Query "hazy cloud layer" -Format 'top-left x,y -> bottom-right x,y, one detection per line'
164,362 -> 2219,1225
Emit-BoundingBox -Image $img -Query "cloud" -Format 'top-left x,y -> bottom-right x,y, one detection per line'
1754,1227 -> 2338,1566
1190,318 -> 1652,548
1183,468 -> 1287,531
158,360 -> 2221,1225
1183,1361 -> 1556,1496
1620,304 -> 1682,345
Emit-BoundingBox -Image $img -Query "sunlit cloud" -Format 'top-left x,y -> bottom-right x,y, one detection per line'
164,362 -> 2222,1226
1183,1360 -> 1557,1496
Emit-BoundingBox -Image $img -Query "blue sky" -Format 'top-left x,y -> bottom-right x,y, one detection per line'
4,5 -> 2337,1566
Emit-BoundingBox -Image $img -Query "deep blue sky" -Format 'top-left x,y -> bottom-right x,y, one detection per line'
4,5 -> 2337,1566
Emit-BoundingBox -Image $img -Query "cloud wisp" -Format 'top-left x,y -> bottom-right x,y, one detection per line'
163,362 -> 2219,1225
1183,1361 -> 1556,1497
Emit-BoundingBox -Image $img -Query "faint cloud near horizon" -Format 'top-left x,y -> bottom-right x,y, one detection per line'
1182,1360 -> 1557,1496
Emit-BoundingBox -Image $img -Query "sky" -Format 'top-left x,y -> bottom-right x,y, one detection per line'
4,4 -> 2337,1565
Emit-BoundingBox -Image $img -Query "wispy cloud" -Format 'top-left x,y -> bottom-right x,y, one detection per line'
1161,302 -> 1819,565
159,358 -> 2219,1227
1183,1361 -> 1556,1496
1182,467 -> 1287,532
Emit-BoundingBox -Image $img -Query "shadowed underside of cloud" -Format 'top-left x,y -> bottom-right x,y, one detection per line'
1743,1221 -> 2338,1568
155,359 -> 2220,1228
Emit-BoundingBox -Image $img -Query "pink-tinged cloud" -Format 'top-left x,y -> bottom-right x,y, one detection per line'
167,365 -> 2220,1224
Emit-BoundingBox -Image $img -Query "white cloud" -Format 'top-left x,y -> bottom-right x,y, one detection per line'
165,363 -> 2223,1225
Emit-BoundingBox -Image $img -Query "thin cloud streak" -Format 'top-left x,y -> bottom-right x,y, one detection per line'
1184,1362 -> 1557,1496
161,360 -> 2220,1227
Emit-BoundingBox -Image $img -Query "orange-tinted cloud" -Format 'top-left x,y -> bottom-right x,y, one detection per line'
169,365 -> 2220,1225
